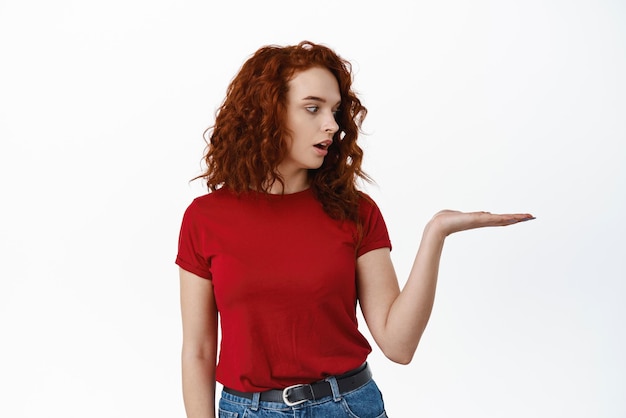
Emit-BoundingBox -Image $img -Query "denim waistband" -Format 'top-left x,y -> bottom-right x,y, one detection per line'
221,363 -> 372,409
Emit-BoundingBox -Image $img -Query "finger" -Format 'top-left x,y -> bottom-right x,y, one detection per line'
472,213 -> 533,226
503,214 -> 535,225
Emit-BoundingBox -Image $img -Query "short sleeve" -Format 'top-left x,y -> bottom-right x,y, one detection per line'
356,194 -> 392,257
175,200 -> 212,279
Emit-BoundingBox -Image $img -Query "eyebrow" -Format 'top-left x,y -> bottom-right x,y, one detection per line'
301,96 -> 341,106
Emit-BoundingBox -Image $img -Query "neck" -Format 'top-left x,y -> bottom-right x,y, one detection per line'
266,169 -> 310,195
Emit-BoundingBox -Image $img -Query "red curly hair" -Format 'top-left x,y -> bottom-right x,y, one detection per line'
198,41 -> 370,223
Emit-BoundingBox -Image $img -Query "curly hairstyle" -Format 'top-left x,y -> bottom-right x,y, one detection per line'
197,40 -> 370,223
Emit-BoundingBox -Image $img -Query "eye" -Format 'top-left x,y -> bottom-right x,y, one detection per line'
305,106 -> 319,113
332,108 -> 341,117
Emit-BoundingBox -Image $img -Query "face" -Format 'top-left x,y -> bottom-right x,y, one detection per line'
279,66 -> 341,179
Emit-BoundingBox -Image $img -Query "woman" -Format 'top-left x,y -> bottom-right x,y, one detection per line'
176,41 -> 534,418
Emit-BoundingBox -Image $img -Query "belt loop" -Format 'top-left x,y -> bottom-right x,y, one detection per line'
325,375 -> 342,402
250,392 -> 260,411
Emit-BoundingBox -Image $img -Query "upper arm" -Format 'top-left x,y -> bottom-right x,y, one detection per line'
179,268 -> 218,359
356,247 -> 400,348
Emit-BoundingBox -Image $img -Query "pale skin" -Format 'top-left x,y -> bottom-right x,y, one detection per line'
179,67 -> 534,417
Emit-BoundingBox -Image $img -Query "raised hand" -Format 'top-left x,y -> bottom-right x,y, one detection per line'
429,210 -> 535,237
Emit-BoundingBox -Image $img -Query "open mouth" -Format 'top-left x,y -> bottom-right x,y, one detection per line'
314,140 -> 332,150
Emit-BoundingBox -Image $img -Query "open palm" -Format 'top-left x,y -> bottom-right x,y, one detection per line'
431,210 -> 535,237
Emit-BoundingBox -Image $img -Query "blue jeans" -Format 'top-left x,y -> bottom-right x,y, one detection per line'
218,377 -> 388,418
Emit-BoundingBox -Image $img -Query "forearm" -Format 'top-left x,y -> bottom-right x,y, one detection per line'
360,210 -> 534,364
383,222 -> 445,363
182,354 -> 216,418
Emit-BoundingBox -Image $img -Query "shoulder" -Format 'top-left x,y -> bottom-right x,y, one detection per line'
355,191 -> 392,253
357,191 -> 375,205
183,187 -> 239,218
188,187 -> 236,207
357,191 -> 383,216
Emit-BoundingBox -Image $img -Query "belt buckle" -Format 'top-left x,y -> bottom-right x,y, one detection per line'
282,384 -> 312,406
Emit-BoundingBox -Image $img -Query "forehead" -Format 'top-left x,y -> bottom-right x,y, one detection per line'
287,67 -> 341,101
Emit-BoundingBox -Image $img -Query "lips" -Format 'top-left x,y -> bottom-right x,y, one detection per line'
314,140 -> 332,150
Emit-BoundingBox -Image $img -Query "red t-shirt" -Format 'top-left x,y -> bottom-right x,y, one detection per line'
176,187 -> 391,392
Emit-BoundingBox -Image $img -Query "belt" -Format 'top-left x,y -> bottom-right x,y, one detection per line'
223,363 -> 372,407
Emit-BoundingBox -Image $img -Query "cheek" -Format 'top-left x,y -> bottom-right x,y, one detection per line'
288,121 -> 310,143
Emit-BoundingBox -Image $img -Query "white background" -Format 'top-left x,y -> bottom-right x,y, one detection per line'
1,1 -> 624,417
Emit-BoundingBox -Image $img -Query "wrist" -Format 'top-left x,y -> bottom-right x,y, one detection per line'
424,218 -> 448,241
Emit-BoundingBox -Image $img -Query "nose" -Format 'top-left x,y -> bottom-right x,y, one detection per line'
323,112 -> 340,134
